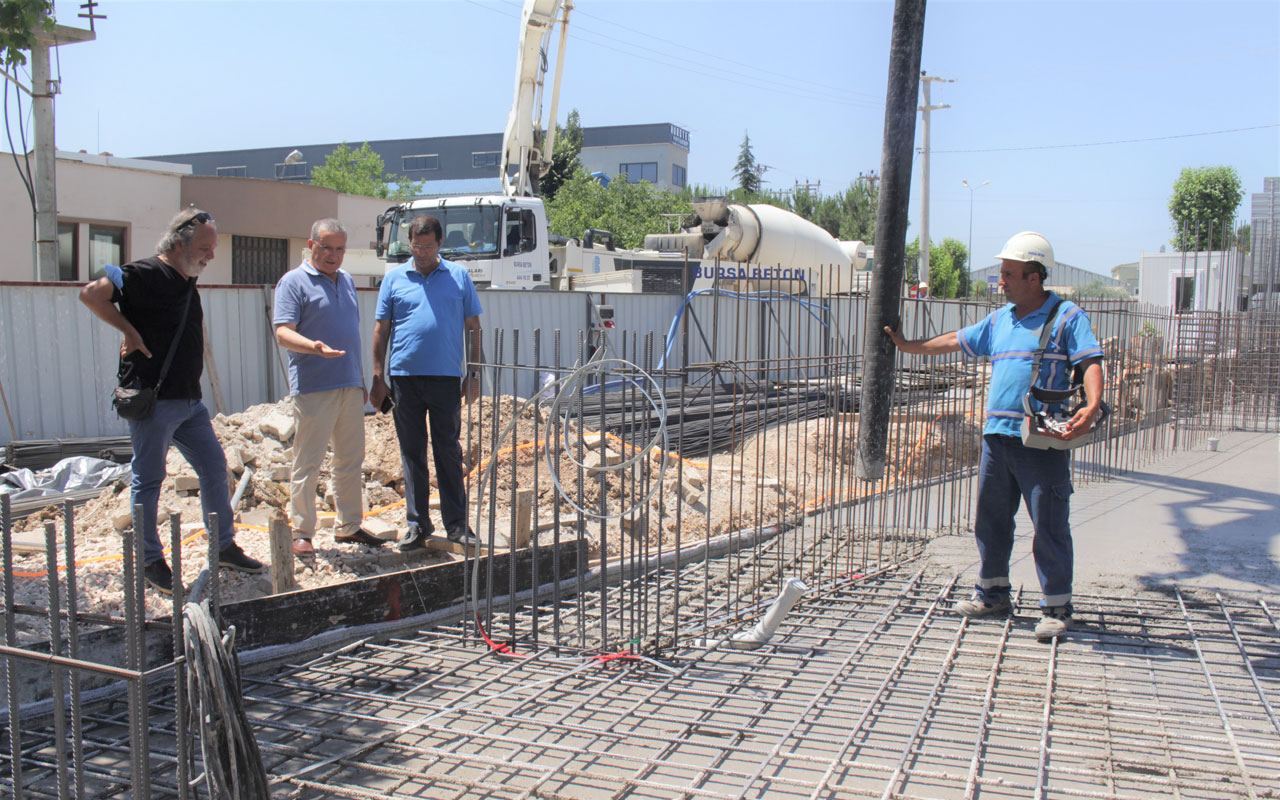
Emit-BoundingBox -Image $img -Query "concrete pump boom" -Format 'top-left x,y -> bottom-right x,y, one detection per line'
501,0 -> 573,198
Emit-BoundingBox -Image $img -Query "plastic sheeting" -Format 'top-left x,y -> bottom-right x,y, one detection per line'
0,456 -> 131,502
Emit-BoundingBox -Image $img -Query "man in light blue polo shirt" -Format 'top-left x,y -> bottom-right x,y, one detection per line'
885,231 -> 1104,639
274,218 -> 383,557
370,214 -> 483,552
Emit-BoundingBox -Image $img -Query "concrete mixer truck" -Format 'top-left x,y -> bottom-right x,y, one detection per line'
374,0 -> 871,296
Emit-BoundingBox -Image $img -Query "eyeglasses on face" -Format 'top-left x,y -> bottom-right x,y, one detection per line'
177,212 -> 214,230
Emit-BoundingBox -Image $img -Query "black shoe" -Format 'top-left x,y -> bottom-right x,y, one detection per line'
143,560 -> 174,595
218,543 -> 266,574
398,524 -> 432,553
446,525 -> 479,547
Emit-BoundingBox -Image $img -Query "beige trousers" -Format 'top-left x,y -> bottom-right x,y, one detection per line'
289,386 -> 365,538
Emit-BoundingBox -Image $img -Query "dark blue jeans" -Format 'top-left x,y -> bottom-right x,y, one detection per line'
390,376 -> 468,532
128,399 -> 236,565
973,434 -> 1074,610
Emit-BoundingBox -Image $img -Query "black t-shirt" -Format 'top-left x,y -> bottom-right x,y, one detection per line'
112,256 -> 204,399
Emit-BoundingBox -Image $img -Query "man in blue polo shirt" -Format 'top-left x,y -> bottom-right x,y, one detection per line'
274,218 -> 383,557
884,231 -> 1104,639
370,214 -> 483,552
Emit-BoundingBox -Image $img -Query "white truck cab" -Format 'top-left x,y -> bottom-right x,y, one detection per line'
376,195 -> 554,289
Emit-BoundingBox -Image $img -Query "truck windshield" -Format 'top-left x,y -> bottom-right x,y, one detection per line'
395,206 -> 502,260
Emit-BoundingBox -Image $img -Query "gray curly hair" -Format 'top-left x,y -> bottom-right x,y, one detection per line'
156,208 -> 213,255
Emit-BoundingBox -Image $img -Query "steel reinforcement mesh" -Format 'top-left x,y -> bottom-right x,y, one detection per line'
26,562 -> 1272,799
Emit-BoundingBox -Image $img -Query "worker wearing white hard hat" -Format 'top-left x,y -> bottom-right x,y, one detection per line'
883,230 -> 1106,639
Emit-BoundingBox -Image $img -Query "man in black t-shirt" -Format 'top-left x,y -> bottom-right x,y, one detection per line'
80,209 -> 265,594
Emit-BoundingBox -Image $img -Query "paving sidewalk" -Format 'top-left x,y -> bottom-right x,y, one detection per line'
923,430 -> 1280,602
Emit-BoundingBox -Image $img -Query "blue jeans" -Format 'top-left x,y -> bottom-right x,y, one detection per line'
128,399 -> 235,565
973,435 -> 1074,609
390,376 -> 468,532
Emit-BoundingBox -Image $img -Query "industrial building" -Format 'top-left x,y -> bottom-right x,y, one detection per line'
140,122 -> 692,196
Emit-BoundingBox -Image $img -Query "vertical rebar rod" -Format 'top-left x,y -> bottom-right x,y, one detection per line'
170,512 -> 191,800
42,521 -> 69,800
62,500 -> 84,798
2,493 -> 24,799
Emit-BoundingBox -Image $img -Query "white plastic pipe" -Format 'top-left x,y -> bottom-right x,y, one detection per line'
728,577 -> 809,649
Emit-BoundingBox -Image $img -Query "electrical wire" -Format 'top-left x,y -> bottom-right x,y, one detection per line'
933,123 -> 1280,154
183,600 -> 270,800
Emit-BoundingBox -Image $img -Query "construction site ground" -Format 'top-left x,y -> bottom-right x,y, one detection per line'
111,429 -> 1271,799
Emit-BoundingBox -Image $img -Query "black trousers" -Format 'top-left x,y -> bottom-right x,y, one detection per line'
390,376 -> 467,532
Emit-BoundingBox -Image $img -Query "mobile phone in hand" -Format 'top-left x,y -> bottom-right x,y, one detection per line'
379,394 -> 394,414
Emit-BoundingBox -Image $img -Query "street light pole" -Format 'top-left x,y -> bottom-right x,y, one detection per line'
963,179 -> 989,295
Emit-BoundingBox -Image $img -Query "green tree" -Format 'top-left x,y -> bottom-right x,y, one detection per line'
1168,165 -> 1243,251
310,142 -> 422,201
904,237 -> 969,298
0,0 -> 53,69
540,108 -> 585,202
733,132 -> 761,195
837,174 -> 879,244
547,171 -> 692,249
1235,222 -> 1252,254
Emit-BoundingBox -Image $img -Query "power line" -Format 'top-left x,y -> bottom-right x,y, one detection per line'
933,123 -> 1279,154
467,0 -> 884,111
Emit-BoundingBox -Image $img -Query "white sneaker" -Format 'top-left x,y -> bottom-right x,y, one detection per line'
954,596 -> 1012,618
1035,608 -> 1071,639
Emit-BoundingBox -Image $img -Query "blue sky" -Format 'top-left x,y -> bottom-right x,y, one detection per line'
39,0 -> 1280,274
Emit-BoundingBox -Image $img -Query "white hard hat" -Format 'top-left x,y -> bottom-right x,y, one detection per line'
995,231 -> 1054,271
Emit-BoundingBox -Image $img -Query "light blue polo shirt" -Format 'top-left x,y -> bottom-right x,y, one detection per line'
376,257 -> 483,377
959,293 -> 1103,437
273,262 -> 364,395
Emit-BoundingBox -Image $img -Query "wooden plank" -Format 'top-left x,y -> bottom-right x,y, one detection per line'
513,489 -> 533,549
268,514 -> 297,594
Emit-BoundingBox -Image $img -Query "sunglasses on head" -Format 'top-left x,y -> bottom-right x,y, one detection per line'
177,212 -> 213,230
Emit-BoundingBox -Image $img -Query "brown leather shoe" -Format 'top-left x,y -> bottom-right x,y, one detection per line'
292,537 -> 315,558
334,528 -> 386,548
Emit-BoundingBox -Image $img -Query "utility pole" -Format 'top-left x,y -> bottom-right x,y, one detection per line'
917,71 -> 951,292
26,9 -> 97,280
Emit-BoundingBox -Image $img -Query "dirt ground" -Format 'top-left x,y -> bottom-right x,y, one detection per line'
7,396 -> 983,642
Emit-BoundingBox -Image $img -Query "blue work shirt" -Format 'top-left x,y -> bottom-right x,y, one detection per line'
376,257 -> 483,377
273,262 -> 364,395
959,293 -> 1103,437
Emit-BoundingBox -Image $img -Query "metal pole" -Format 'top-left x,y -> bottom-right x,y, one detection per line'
963,180 -> 989,284
855,0 -> 928,480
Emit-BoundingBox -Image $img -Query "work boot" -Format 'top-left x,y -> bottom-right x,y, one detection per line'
335,528 -> 386,548
218,543 -> 266,574
954,595 -> 1012,618
143,559 -> 175,596
1035,607 -> 1072,639
398,524 -> 431,553
446,524 -> 479,547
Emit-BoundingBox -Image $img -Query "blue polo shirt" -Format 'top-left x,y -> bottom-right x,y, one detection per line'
376,258 -> 483,377
273,262 -> 364,395
959,293 -> 1103,437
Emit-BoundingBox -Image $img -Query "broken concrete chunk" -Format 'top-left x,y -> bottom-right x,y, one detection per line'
239,448 -> 258,469
259,412 -> 296,442
269,466 -> 291,482
112,511 -> 133,531
361,516 -> 398,541
174,476 -> 201,492
226,448 -> 244,475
